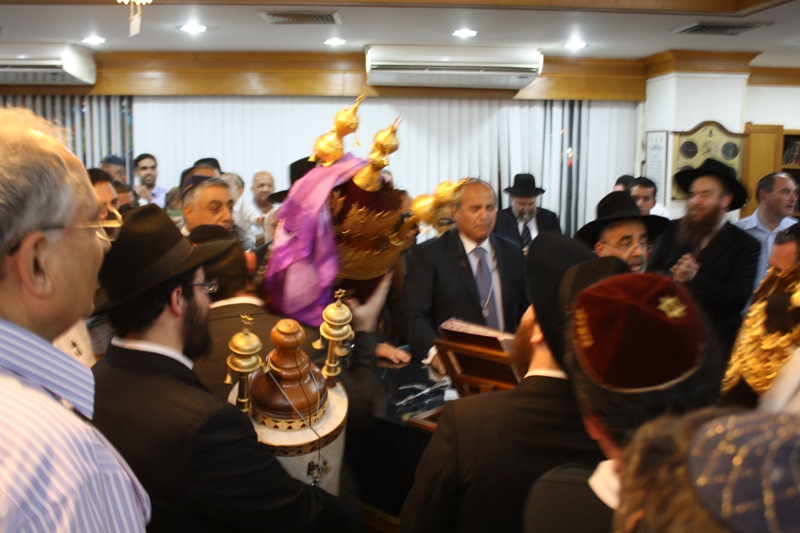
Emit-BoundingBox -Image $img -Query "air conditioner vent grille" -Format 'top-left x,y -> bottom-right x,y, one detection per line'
370,64 -> 538,74
674,22 -> 769,36
260,11 -> 341,25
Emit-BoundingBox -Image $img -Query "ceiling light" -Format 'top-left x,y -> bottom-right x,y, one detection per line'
324,37 -> 346,46
565,39 -> 586,50
181,23 -> 207,34
16,54 -> 27,59
453,29 -> 477,38
82,36 -> 106,45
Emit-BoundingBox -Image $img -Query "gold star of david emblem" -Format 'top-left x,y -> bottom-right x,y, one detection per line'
658,296 -> 686,318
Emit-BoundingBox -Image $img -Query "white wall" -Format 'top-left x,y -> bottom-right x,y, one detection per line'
745,86 -> 800,129
644,73 -> 749,218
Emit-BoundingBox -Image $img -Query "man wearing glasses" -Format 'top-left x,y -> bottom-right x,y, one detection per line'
575,191 -> 668,274
0,108 -> 148,531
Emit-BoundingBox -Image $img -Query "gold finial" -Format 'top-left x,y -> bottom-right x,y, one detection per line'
310,95 -> 366,167
334,288 -> 347,303
352,116 -> 403,192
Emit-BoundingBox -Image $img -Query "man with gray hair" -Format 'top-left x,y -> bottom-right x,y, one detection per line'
0,108 -> 150,530
181,174 -> 235,235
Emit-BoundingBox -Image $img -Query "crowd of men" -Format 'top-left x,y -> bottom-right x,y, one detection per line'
2,105 -> 800,532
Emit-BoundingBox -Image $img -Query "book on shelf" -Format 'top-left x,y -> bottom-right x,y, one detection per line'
784,139 -> 800,167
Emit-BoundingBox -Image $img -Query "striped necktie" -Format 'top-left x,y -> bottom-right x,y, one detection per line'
520,222 -> 532,248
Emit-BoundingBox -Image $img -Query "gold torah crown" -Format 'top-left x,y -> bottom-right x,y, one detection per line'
724,262 -> 800,396
310,94 -> 365,167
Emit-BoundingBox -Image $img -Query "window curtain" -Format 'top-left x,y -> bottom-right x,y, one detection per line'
1,95 -> 133,174
132,96 -> 636,236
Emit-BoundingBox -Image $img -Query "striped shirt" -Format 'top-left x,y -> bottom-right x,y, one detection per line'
0,318 -> 150,532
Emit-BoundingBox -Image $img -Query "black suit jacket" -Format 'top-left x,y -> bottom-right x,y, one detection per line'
400,376 -> 604,533
399,229 -> 528,360
92,345 -> 360,533
648,220 -> 759,354
493,206 -> 562,246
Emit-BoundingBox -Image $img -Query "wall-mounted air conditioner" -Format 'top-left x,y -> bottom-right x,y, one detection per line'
366,45 -> 543,90
0,44 -> 96,85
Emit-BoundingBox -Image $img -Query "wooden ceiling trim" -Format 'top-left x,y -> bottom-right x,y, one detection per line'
644,50 -> 760,78
748,67 -> 800,86
4,0 -> 789,16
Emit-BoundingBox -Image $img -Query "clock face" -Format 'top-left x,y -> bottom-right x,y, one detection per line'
680,141 -> 698,159
722,142 -> 739,160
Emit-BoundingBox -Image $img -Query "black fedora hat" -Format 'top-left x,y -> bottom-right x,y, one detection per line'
674,158 -> 748,211
97,204 -> 237,312
268,157 -> 318,204
526,233 -> 596,367
575,191 -> 669,247
504,173 -> 545,197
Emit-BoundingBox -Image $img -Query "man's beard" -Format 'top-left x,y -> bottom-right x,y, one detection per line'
183,296 -> 212,361
677,203 -> 725,250
510,314 -> 536,377
512,204 -> 536,224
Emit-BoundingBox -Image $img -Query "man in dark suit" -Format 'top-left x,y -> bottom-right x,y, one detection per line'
399,178 -> 528,361
493,173 -> 562,252
400,235 -> 612,533
91,205 -> 360,532
648,158 -> 760,356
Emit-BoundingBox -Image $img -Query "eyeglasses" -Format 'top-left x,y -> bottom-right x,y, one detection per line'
600,240 -> 652,254
3,209 -> 124,255
72,208 -> 124,242
190,279 -> 218,294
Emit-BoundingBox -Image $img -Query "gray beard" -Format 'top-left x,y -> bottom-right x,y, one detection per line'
513,205 -> 536,224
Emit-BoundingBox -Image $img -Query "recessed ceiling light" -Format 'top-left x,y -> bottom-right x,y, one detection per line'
565,39 -> 586,50
324,37 -> 346,46
453,29 -> 477,38
16,54 -> 27,59
180,23 -> 207,34
82,36 -> 106,45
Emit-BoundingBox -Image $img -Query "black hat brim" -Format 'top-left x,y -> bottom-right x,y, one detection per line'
95,236 -> 237,313
575,211 -> 669,247
675,168 -> 748,211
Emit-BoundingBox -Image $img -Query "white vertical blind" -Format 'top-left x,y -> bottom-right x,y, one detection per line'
2,95 -> 133,174
124,95 -> 635,235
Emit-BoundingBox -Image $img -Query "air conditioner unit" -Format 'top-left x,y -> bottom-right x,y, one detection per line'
0,44 -> 96,85
366,45 -> 542,90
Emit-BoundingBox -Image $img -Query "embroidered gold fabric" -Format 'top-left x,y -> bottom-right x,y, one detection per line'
689,412 -> 800,532
723,263 -> 800,395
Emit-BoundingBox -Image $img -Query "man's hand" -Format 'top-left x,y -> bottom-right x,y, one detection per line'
670,253 -> 700,283
345,272 -> 393,332
375,342 -> 412,367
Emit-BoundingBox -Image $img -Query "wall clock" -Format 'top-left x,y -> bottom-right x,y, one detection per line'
672,121 -> 746,200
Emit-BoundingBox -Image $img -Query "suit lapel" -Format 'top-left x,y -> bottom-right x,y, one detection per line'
492,234 -> 515,321
446,230 -> 482,308
697,222 -> 734,267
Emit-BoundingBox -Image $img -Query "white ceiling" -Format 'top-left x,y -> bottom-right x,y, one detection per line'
0,1 -> 799,67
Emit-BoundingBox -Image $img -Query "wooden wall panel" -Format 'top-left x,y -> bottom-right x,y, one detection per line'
740,123 -> 784,217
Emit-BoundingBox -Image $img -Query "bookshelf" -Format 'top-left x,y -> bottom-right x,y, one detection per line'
783,130 -> 800,178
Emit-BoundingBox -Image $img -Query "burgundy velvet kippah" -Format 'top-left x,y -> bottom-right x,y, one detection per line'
572,273 -> 705,392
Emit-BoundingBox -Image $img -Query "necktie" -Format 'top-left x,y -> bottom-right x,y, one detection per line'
472,247 -> 500,330
520,222 -> 532,248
